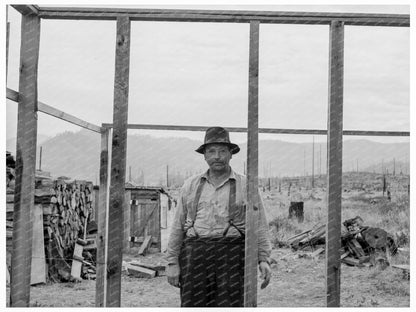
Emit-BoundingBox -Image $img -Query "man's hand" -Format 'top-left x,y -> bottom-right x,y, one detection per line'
259,261 -> 271,289
167,264 -> 180,288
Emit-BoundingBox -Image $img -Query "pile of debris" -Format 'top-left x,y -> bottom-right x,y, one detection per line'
287,216 -> 397,268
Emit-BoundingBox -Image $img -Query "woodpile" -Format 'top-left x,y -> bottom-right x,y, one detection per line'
6,153 -> 97,283
286,216 -> 397,268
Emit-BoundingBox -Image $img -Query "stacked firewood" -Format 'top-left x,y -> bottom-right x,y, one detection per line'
42,178 -> 95,281
5,152 -> 96,282
287,216 -> 397,268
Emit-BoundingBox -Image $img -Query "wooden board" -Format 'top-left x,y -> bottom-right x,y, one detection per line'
106,16 -> 131,307
138,235 -> 153,255
10,12 -> 41,307
244,20 -> 260,308
325,20 -> 344,308
130,261 -> 165,276
125,264 -> 156,279
95,128 -> 110,307
71,243 -> 84,279
31,205 -> 46,285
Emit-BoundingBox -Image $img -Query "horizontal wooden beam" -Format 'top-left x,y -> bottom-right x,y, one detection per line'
7,88 -> 103,133
101,123 -> 409,137
11,5 -> 40,16
36,7 -> 409,27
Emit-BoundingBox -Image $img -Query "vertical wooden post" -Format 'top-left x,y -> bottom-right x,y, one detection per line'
6,5 -> 10,80
244,20 -> 260,307
106,16 -> 130,307
96,127 -> 110,307
10,12 -> 40,307
325,20 -> 344,307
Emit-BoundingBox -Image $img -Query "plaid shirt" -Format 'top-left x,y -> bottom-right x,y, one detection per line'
166,168 -> 272,265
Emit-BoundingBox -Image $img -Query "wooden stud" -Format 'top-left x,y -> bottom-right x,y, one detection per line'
6,88 -> 102,133
106,15 -> 131,307
100,122 -> 409,137
325,20 -> 344,307
244,20 -> 260,307
7,87 -> 406,138
95,128 -> 110,307
10,12 -> 41,307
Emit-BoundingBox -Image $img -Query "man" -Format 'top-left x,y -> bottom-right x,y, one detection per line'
166,127 -> 272,307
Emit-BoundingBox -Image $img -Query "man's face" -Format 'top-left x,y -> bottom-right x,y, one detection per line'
204,144 -> 232,172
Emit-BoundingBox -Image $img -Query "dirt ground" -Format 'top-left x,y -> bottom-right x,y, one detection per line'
5,247 -> 410,307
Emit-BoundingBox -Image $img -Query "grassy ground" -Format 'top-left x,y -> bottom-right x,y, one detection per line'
5,172 -> 410,307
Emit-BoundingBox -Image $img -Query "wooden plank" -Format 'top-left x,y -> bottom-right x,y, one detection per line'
106,16 -> 131,307
130,261 -> 166,275
71,243 -> 84,280
244,20 -> 260,308
95,128 -> 110,307
36,7 -> 409,26
325,20 -> 344,308
100,122 -> 409,137
6,88 -> 102,133
138,235 -> 152,256
30,205 -> 46,285
125,264 -> 156,279
123,190 -> 131,252
312,247 -> 325,258
10,12 -> 40,307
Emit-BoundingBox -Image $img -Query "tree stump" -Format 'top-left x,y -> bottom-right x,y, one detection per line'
288,201 -> 304,223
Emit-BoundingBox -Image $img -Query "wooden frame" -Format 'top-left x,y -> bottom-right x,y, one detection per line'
8,5 -> 410,308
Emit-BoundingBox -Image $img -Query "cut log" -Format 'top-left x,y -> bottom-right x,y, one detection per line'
126,263 -> 156,278
138,235 -> 152,255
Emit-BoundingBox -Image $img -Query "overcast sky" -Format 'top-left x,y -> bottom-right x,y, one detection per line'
4,2 -> 411,144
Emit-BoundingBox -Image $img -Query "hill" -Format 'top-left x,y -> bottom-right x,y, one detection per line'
6,130 -> 410,185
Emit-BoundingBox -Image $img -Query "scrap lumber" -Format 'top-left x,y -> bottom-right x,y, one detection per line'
31,205 -> 46,285
138,235 -> 153,255
311,247 -> 325,258
130,261 -> 166,276
71,243 -> 84,280
125,263 -> 156,278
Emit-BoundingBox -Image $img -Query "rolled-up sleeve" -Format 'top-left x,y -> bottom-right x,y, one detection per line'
165,189 -> 186,265
257,191 -> 272,263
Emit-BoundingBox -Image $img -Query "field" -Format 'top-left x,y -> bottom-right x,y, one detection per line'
5,172 -> 410,307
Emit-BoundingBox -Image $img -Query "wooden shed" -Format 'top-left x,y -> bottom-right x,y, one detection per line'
124,184 -> 172,253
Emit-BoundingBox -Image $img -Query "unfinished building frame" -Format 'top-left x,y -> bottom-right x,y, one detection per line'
7,5 -> 410,308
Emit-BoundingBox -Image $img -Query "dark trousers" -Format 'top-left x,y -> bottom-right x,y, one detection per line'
179,236 -> 245,307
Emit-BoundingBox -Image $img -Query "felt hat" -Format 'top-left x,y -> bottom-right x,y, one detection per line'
195,127 -> 240,154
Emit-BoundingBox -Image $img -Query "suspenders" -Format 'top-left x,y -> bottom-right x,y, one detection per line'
185,177 -> 244,238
